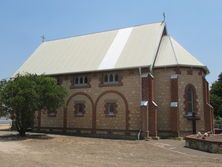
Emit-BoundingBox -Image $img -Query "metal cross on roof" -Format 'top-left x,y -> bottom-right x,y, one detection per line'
41,35 -> 45,43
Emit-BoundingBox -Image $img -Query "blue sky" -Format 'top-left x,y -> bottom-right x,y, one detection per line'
0,0 -> 221,84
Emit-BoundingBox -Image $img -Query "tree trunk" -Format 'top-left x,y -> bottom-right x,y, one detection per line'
19,130 -> 26,137
15,120 -> 26,136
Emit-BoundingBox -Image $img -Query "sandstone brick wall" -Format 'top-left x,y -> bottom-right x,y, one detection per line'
178,68 -> 205,132
40,107 -> 64,128
36,67 -> 207,136
67,94 -> 93,129
154,68 -> 206,134
96,93 -> 125,129
154,68 -> 173,131
39,69 -> 142,131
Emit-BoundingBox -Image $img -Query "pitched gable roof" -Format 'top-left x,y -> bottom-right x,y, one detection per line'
154,36 -> 206,69
14,22 -> 207,76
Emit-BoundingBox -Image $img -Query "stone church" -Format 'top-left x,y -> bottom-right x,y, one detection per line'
14,22 -> 214,138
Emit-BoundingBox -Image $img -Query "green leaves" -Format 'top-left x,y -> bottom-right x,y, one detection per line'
210,72 -> 222,118
35,75 -> 67,112
0,74 -> 67,136
0,80 -> 8,117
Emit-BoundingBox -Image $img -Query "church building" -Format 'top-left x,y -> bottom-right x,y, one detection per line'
14,22 -> 214,138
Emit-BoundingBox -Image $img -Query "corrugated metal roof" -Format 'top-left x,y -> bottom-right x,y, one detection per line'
13,22 -> 207,76
154,36 -> 207,69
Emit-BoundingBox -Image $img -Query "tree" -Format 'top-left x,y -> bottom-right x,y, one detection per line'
0,79 -> 7,117
0,74 -> 67,136
210,72 -> 222,119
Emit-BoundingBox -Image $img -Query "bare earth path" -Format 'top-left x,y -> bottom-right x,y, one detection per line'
0,131 -> 221,167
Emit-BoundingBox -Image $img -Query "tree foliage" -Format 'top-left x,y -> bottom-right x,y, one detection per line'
210,72 -> 222,118
0,74 -> 67,136
0,80 -> 7,117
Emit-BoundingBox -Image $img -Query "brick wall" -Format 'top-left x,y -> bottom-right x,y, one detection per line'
178,68 -> 205,133
96,93 -> 125,129
40,107 -> 64,128
37,69 -> 142,132
154,67 -> 206,135
35,67 -> 208,137
67,94 -> 93,129
154,68 -> 172,131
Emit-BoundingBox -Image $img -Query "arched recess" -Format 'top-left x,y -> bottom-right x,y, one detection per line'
94,90 -> 129,132
184,84 -> 198,115
65,92 -> 94,129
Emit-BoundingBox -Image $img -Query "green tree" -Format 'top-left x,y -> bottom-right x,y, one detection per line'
0,79 -> 8,117
0,74 -> 67,136
210,72 -> 222,118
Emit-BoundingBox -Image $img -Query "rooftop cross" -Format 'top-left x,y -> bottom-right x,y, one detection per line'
162,12 -> 166,23
41,35 -> 45,43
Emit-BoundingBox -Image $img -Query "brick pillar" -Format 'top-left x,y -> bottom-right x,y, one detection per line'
37,110 -> 41,130
92,106 -> 96,134
148,73 -> 158,137
170,74 -> 179,136
141,107 -> 148,137
141,77 -> 149,137
63,107 -> 67,132
203,78 -> 214,133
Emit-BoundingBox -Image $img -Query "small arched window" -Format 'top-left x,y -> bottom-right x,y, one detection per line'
104,101 -> 117,117
74,102 -> 85,117
104,74 -> 108,82
184,84 -> 198,116
115,74 -> 119,82
187,87 -> 194,115
103,73 -> 120,84
109,74 -> 113,82
79,77 -> 83,84
71,75 -> 89,87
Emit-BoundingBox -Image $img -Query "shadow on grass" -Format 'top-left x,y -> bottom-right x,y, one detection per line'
0,132 -> 54,142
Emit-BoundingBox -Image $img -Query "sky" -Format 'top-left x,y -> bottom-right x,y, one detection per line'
0,0 -> 221,85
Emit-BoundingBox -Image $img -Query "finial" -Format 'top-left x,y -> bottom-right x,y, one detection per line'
162,12 -> 166,23
41,35 -> 45,43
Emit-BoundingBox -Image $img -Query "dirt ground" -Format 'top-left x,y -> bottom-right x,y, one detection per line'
0,124 -> 11,130
0,130 -> 221,167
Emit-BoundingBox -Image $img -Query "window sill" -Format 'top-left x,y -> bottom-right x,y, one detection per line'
184,114 -> 200,120
74,114 -> 84,117
105,114 -> 116,117
47,114 -> 57,117
70,84 -> 90,89
99,82 -> 123,87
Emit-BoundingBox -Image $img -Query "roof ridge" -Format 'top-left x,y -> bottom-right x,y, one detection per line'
168,35 -> 179,64
44,21 -> 163,43
150,23 -> 166,71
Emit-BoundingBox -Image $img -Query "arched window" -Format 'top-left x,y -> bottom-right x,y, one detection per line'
79,77 -> 83,84
187,87 -> 194,115
184,84 -> 198,116
71,75 -> 89,88
74,102 -> 85,117
115,74 -> 119,82
104,74 -> 108,82
109,74 -> 113,82
103,73 -> 120,84
104,101 -> 117,117
75,77 -> 79,84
